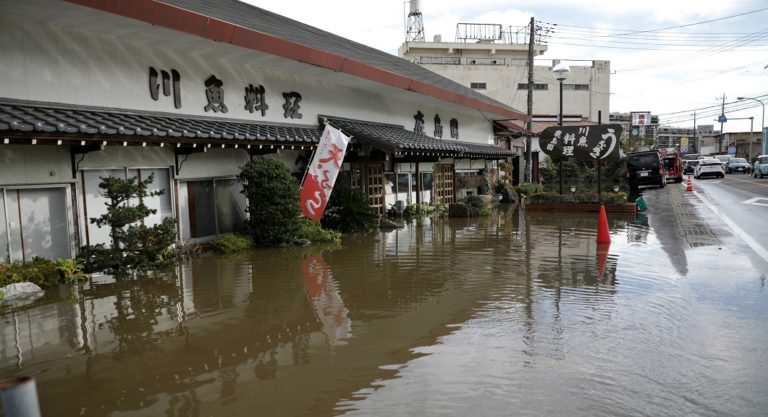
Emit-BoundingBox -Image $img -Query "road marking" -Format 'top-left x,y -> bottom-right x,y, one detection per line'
726,176 -> 768,187
693,190 -> 768,264
743,197 -> 768,207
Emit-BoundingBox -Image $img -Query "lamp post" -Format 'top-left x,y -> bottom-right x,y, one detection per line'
552,62 -> 570,195
737,96 -> 765,157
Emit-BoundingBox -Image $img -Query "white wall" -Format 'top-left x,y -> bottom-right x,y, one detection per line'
0,5 -> 496,146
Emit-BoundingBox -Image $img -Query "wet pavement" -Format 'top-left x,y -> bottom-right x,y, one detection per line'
1,190 -> 767,417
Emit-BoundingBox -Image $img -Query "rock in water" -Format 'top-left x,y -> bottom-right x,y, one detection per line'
1,282 -> 45,301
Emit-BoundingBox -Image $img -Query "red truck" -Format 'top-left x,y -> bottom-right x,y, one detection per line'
659,148 -> 684,183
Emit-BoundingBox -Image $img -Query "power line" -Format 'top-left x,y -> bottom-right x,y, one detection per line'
540,7 -> 768,38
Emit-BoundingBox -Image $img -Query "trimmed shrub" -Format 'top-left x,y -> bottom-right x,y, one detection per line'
298,217 -> 342,244
0,257 -> 59,289
238,158 -> 302,247
212,234 -> 254,254
514,182 -> 544,198
463,195 -> 485,209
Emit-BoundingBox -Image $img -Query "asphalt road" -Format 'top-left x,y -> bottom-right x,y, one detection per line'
687,173 -> 768,262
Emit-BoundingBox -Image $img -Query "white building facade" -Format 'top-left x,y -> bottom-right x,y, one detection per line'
399,24 -> 611,181
0,0 -> 526,261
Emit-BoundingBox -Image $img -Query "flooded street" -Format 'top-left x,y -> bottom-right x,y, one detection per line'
2,198 -> 768,417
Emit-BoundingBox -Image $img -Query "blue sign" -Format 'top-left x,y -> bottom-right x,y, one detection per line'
718,114 -> 727,123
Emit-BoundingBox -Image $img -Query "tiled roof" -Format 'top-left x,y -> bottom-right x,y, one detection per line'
324,116 -> 515,159
0,100 -> 320,144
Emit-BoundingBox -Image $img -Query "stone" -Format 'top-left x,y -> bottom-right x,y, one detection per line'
294,238 -> 312,246
1,282 -> 44,301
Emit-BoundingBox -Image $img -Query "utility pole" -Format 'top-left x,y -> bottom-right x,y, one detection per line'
693,111 -> 697,154
718,93 -> 726,153
524,16 -> 534,183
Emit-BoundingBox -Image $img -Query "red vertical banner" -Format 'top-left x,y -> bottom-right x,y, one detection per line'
302,253 -> 351,346
300,124 -> 350,221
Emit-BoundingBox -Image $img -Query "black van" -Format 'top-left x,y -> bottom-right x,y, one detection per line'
626,150 -> 665,190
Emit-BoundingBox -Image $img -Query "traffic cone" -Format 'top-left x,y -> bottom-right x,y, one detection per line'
686,175 -> 693,192
597,204 -> 611,244
597,242 -> 611,278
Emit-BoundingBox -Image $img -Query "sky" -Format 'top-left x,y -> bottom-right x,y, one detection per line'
248,0 -> 768,133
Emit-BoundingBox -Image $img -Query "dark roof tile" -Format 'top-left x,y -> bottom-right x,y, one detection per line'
323,116 -> 514,159
0,99 -> 321,144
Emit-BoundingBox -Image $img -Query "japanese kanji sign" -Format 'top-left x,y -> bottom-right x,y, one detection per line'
540,124 -> 623,161
300,124 -> 351,221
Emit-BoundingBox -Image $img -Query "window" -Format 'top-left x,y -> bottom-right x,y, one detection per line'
517,83 -> 548,90
470,82 -> 487,90
186,178 -> 245,238
563,84 -> 590,91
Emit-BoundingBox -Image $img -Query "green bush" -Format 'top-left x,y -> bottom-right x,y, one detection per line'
526,192 -> 566,204
514,182 -> 544,198
299,217 -> 342,244
321,185 -> 377,233
212,234 -> 253,254
402,202 -> 446,217
239,158 -> 302,247
0,257 -> 59,289
463,195 -> 485,209
56,258 -> 88,285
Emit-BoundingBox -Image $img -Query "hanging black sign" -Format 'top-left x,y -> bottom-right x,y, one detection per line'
540,124 -> 623,161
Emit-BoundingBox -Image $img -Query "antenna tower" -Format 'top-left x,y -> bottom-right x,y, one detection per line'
406,0 -> 425,42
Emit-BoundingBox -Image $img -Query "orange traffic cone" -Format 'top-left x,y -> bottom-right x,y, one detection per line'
597,242 -> 611,278
686,175 -> 693,192
597,204 -> 611,244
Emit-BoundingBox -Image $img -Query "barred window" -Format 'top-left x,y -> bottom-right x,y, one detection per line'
470,82 -> 487,90
517,83 -> 548,90
563,84 -> 590,91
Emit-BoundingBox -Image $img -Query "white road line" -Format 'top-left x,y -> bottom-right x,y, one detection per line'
742,197 -> 768,207
723,176 -> 768,187
692,190 -> 768,264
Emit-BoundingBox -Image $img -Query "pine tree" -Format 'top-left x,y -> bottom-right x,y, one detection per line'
79,174 -> 176,274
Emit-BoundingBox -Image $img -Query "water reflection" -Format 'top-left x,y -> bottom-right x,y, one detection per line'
1,205 -> 766,417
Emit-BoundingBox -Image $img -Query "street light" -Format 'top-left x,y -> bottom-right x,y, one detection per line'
737,96 -> 765,158
552,63 -> 571,127
552,62 -> 570,195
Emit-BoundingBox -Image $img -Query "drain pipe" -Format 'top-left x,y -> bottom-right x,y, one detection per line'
0,377 -> 42,417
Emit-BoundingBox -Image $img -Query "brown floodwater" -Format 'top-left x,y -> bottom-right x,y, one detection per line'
1,202 -> 767,417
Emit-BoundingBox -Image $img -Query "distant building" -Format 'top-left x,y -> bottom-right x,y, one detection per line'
400,22 -> 611,183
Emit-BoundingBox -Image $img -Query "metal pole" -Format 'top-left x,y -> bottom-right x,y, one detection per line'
0,377 -> 42,417
525,17 -> 534,183
750,116 -> 754,159
558,78 -> 563,196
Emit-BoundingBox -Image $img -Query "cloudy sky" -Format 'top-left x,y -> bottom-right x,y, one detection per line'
248,0 -> 768,132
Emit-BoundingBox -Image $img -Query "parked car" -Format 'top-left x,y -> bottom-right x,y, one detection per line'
713,154 -> 733,170
626,150 -> 665,190
726,157 -> 751,174
683,159 -> 699,175
694,158 -> 725,179
754,155 -> 768,178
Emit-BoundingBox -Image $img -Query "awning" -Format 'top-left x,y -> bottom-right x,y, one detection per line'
494,119 -> 529,136
0,99 -> 320,146
323,116 -> 515,159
